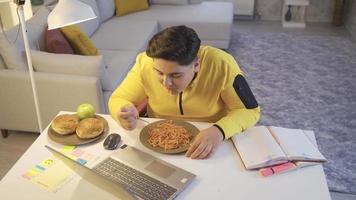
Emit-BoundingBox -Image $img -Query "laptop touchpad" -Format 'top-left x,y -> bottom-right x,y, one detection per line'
145,160 -> 176,178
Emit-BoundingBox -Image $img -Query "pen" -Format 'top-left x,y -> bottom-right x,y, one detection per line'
259,161 -> 296,177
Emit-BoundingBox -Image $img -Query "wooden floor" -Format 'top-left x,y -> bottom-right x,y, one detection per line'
0,130 -> 39,180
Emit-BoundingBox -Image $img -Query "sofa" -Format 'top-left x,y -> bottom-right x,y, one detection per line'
0,0 -> 233,133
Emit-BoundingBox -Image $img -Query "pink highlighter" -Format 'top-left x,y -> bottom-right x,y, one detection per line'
259,162 -> 296,177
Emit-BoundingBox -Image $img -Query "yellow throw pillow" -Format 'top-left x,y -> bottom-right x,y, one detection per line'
60,25 -> 99,56
115,0 -> 149,16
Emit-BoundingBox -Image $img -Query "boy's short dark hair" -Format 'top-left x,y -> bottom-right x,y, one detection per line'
146,25 -> 201,65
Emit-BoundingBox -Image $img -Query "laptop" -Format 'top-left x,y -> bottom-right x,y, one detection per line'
45,144 -> 196,200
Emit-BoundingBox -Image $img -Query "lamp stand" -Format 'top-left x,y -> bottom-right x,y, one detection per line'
17,2 -> 43,132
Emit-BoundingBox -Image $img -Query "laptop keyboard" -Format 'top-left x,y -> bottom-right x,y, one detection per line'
93,157 -> 178,200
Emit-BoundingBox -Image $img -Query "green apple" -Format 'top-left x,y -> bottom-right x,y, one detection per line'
76,103 -> 95,119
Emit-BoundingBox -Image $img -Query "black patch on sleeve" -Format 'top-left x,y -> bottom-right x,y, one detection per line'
213,124 -> 225,140
233,75 -> 258,109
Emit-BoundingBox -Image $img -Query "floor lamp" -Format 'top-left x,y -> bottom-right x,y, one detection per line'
0,0 -> 43,133
0,0 -> 96,134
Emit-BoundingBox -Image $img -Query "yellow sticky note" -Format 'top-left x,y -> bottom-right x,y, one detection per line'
22,167 -> 43,180
24,168 -> 40,177
31,156 -> 74,192
67,154 -> 77,161
61,146 -> 76,153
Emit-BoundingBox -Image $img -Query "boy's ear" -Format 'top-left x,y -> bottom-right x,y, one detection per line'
193,58 -> 200,72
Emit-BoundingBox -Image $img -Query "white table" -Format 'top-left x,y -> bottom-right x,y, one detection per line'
0,112 -> 331,200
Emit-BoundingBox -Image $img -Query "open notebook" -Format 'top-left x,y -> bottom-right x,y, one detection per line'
232,126 -> 327,170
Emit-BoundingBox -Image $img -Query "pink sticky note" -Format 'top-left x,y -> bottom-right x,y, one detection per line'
81,153 -> 96,161
22,169 -> 39,180
71,149 -> 84,157
22,174 -> 32,180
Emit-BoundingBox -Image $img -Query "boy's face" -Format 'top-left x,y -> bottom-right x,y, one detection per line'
153,58 -> 200,95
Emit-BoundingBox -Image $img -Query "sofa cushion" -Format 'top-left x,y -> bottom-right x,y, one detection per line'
150,0 -> 188,5
30,50 -> 113,91
46,28 -> 74,54
0,34 -> 27,70
0,7 -> 50,70
115,0 -> 150,16
61,25 -> 99,56
91,19 -> 158,52
118,2 -> 233,47
100,49 -> 138,91
31,50 -> 103,75
96,0 -> 116,23
77,0 -> 101,36
25,7 -> 50,51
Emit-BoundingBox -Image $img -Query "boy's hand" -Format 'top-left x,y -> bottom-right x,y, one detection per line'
185,126 -> 223,159
118,105 -> 139,130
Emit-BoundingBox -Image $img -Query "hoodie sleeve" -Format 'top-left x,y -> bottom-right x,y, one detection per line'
108,53 -> 147,121
214,55 -> 260,139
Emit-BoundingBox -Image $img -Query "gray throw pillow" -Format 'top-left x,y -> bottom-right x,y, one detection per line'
0,7 -> 50,70
96,0 -> 115,23
0,34 -> 27,70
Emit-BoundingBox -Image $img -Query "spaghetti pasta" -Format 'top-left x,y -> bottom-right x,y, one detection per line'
147,120 -> 193,151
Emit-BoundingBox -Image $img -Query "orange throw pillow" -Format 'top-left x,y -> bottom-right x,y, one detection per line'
115,0 -> 149,16
60,25 -> 99,56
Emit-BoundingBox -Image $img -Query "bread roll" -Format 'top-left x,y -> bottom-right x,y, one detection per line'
51,114 -> 79,135
76,118 -> 104,139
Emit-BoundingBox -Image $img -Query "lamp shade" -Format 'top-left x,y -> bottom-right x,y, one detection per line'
47,0 -> 96,30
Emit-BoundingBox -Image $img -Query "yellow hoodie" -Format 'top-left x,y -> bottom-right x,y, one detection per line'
109,46 -> 260,139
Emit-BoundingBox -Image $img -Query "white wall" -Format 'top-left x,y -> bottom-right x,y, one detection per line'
0,1 -> 33,31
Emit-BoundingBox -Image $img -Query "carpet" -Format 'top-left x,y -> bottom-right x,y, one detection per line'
227,24 -> 356,194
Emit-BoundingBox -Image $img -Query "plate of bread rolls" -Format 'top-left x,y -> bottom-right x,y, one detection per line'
48,114 -> 109,145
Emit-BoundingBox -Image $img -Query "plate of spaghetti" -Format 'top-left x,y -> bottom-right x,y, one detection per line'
140,119 -> 199,154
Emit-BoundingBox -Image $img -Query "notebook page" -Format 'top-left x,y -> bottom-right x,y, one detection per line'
295,130 -> 325,167
303,130 -> 316,145
232,126 -> 287,170
268,126 -> 326,162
